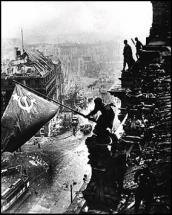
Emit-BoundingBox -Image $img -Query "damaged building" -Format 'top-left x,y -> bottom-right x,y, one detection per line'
1,47 -> 63,136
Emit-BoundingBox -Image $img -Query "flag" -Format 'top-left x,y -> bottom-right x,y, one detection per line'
1,84 -> 59,152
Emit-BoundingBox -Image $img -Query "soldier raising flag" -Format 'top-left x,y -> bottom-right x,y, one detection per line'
1,82 -> 97,153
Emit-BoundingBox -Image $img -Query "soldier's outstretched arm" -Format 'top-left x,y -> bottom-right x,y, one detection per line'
86,107 -> 98,118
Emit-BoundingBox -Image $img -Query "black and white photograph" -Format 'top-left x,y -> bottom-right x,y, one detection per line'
1,1 -> 171,214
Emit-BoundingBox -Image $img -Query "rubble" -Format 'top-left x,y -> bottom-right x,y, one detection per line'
77,38 -> 171,214
1,149 -> 50,198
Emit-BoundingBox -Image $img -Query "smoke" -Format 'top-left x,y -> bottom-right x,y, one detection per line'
2,2 -> 152,44
111,97 -> 121,132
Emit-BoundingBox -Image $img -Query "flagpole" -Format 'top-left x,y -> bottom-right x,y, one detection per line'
12,80 -> 96,123
131,38 -> 136,46
21,28 -> 24,52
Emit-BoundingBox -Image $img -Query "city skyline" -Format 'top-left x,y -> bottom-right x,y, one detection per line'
2,1 -> 152,44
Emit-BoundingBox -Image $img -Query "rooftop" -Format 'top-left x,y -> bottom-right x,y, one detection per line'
1,48 -> 59,78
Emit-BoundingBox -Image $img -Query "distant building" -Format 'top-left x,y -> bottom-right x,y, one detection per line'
1,47 -> 63,136
58,41 -> 120,77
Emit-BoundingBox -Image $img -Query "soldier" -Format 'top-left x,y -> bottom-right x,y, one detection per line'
134,164 -> 156,213
71,116 -> 79,136
122,40 -> 135,71
135,37 -> 143,59
86,98 -> 115,136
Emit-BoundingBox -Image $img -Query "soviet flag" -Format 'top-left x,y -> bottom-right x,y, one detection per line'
1,84 -> 59,152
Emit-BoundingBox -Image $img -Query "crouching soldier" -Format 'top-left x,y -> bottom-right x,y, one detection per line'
134,164 -> 156,213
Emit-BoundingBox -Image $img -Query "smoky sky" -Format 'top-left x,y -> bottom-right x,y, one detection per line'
2,1 -> 152,43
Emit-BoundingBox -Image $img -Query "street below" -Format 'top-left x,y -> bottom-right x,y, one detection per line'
12,130 -> 91,213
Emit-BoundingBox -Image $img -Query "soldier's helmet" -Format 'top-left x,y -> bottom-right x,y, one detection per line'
94,97 -> 103,105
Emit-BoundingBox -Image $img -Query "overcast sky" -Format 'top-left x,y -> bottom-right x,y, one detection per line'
2,1 -> 152,43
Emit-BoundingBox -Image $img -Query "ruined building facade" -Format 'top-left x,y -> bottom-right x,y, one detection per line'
1,48 -> 63,136
66,1 -> 171,213
146,1 -> 171,45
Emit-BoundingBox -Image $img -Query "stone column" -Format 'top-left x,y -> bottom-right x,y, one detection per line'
146,1 -> 171,45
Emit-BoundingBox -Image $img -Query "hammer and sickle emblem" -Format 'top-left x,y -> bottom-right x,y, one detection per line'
13,93 -> 36,113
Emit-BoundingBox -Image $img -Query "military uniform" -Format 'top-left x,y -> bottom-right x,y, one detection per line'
86,98 -> 115,135
134,167 -> 156,213
123,43 -> 135,70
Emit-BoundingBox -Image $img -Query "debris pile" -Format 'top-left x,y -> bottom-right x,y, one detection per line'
115,52 -> 171,213
1,151 -> 50,195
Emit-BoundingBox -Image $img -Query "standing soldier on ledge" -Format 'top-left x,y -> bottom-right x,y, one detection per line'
134,37 -> 143,59
122,40 -> 135,71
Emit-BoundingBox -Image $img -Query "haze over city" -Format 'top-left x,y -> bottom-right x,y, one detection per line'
1,1 -> 171,214
2,1 -> 152,44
